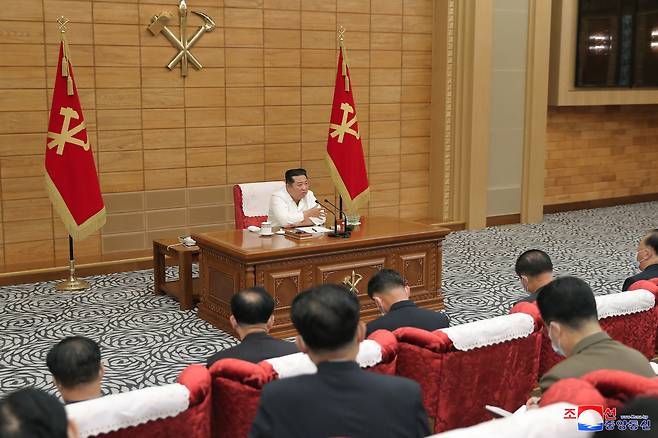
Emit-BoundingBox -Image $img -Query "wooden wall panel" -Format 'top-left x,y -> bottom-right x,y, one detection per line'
545,105 -> 658,205
0,0 -> 433,271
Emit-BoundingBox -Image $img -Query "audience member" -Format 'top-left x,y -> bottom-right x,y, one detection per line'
207,287 -> 297,367
365,269 -> 449,336
46,336 -> 103,404
250,284 -> 430,438
0,387 -> 79,438
536,276 -> 654,392
514,249 -> 553,304
622,229 -> 658,291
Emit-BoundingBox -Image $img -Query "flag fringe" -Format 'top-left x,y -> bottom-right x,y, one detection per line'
340,43 -> 350,92
324,152 -> 370,212
45,172 -> 106,241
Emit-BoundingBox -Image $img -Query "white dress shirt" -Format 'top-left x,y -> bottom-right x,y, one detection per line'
268,188 -> 320,228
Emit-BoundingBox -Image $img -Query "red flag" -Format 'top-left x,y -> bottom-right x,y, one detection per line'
45,40 -> 105,240
325,43 -> 369,211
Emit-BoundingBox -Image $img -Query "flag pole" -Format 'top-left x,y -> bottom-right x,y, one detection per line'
52,17 -> 90,292
56,235 -> 90,291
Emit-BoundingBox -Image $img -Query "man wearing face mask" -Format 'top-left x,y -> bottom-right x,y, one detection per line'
622,229 -> 658,291
513,249 -> 553,305
365,269 -> 449,336
536,276 -> 654,393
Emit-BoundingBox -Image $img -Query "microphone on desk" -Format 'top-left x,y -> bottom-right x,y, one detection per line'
322,199 -> 350,238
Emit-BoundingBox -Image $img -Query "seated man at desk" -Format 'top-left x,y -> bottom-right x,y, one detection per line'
268,168 -> 325,228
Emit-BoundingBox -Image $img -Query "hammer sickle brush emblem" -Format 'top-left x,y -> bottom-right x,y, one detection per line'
147,1 -> 216,77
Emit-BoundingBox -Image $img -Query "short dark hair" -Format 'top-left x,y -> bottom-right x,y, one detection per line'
0,388 -> 68,438
46,336 -> 101,388
643,229 -> 658,254
536,276 -> 598,329
230,287 -> 275,325
285,168 -> 307,184
367,269 -> 406,299
515,249 -> 553,277
291,284 -> 360,352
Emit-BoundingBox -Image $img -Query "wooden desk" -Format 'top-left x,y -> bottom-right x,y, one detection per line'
193,218 -> 450,338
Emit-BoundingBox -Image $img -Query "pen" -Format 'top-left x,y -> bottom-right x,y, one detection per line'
312,227 -> 318,232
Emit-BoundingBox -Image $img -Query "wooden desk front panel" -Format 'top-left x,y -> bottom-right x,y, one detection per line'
199,239 -> 444,338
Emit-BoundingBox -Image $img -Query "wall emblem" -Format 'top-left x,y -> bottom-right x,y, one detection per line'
147,0 -> 215,77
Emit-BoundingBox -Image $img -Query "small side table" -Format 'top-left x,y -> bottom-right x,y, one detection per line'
153,239 -> 200,310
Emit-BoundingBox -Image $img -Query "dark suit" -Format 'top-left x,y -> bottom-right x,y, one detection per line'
539,332 -> 655,392
249,361 -> 430,438
366,300 -> 449,336
206,332 -> 297,367
622,263 -> 658,291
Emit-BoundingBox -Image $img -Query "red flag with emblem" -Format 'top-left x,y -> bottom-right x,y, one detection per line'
45,38 -> 105,240
325,40 -> 369,211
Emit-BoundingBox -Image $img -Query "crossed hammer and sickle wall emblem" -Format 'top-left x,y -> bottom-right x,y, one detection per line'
330,103 -> 360,143
147,0 -> 216,77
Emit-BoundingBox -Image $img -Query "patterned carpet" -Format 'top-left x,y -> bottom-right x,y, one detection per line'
0,201 -> 655,397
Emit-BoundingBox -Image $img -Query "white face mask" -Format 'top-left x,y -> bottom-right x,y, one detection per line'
634,250 -> 650,271
548,325 -> 565,357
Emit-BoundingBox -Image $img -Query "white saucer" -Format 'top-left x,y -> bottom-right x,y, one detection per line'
275,229 -> 285,235
259,231 -> 274,237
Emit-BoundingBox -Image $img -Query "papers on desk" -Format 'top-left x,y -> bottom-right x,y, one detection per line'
651,362 -> 658,375
296,226 -> 333,233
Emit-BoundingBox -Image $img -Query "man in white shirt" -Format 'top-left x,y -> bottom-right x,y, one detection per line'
268,168 -> 325,228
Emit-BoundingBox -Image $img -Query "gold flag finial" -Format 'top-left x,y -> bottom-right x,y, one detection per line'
57,16 -> 69,33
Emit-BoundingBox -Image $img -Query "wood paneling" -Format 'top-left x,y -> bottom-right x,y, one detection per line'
0,0 -> 433,273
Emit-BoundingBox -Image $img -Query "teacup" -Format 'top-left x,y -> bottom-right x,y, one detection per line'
260,221 -> 273,235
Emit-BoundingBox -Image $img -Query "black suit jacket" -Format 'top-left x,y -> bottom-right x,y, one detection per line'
206,332 -> 298,367
622,263 -> 658,291
249,361 -> 430,438
366,300 -> 449,336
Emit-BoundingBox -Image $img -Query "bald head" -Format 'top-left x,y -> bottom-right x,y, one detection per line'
230,287 -> 275,326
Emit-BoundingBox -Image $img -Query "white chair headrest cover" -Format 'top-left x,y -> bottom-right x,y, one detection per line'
439,313 -> 535,351
596,289 -> 655,319
66,383 -> 189,438
427,403 -> 586,438
240,181 -> 285,216
266,339 -> 383,379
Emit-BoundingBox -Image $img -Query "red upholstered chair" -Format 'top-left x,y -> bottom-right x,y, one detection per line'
541,370 -> 658,409
67,364 -> 211,438
232,181 -> 284,229
511,290 -> 658,378
209,330 -> 399,438
394,313 -> 542,433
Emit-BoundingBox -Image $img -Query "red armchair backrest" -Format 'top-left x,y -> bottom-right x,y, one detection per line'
208,333 -> 399,438
541,369 -> 658,408
69,364 -> 212,438
232,182 -> 284,229
394,313 -> 542,433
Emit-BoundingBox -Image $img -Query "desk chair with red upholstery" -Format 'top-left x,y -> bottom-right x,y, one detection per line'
232,181 -> 284,229
511,289 -> 657,378
66,364 -> 211,438
208,330 -> 399,438
540,369 -> 658,408
393,313 -> 542,433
